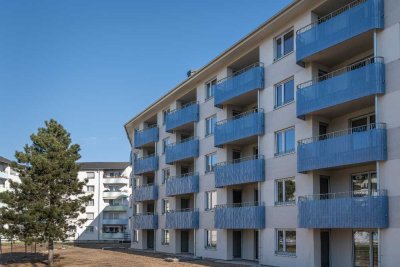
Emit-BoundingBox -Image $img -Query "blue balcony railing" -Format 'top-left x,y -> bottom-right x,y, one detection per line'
165,102 -> 199,132
215,109 -> 265,147
297,123 -> 387,173
165,172 -> 199,196
215,155 -> 265,188
215,202 -> 265,229
165,209 -> 199,229
296,0 -> 384,63
132,213 -> 158,229
214,63 -> 264,108
134,126 -> 159,148
297,57 -> 385,118
133,154 -> 158,175
298,190 -> 388,228
165,137 -> 199,164
133,184 -> 158,202
102,219 -> 129,225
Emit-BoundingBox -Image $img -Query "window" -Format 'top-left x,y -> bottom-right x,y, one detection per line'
275,127 -> 295,156
133,230 -> 139,242
133,204 -> 139,215
205,230 -> 217,248
275,29 -> 294,61
275,78 -> 294,108
205,191 -> 217,210
104,212 -> 120,219
86,185 -> 95,192
163,109 -> 170,125
86,226 -> 94,232
275,178 -> 296,205
0,178 -> 6,188
205,153 -> 217,173
162,199 -> 170,214
162,137 -> 171,154
353,231 -> 378,267
276,229 -> 296,256
86,172 -> 95,179
205,115 -> 217,137
162,168 -> 170,184
132,177 -> 139,188
162,229 -> 170,245
87,199 -> 94,206
205,78 -> 217,100
86,212 -> 94,220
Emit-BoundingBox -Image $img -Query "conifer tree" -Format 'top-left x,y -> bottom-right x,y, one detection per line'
0,119 -> 92,265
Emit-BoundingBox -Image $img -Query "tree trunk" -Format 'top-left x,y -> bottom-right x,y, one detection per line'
48,239 -> 54,266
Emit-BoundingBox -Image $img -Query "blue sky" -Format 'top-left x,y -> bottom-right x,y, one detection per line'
0,0 -> 292,162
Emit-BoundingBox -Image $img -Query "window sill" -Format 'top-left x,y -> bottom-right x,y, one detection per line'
275,252 -> 296,257
274,151 -> 296,158
273,51 -> 294,64
274,101 -> 294,111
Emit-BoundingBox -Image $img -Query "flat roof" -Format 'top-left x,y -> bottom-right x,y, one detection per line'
78,162 -> 130,170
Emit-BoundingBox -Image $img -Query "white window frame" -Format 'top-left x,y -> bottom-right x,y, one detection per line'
275,127 -> 295,156
133,204 -> 139,215
162,137 -> 171,154
86,212 -> 94,220
205,78 -> 217,100
205,191 -> 217,211
162,168 -> 170,184
275,229 -> 296,256
162,108 -> 170,125
86,185 -> 95,192
87,199 -> 94,206
0,178 -> 6,188
205,115 -> 217,137
132,229 -> 139,243
162,199 -> 170,214
275,178 -> 296,205
86,172 -> 95,179
86,226 -> 94,232
274,77 -> 294,109
205,152 -> 217,173
274,29 -> 294,61
205,230 -> 217,249
162,229 -> 170,245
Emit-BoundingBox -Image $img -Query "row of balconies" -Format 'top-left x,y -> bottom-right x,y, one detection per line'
131,191 -> 388,230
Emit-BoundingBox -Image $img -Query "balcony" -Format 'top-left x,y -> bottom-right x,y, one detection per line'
133,184 -> 158,202
134,126 -> 159,148
165,209 -> 199,229
103,205 -> 128,212
215,155 -> 265,188
214,202 -> 265,229
297,123 -> 387,173
165,137 -> 199,164
133,154 -> 158,175
215,109 -> 265,147
102,218 -> 128,225
297,57 -> 385,119
103,177 -> 129,184
102,232 -> 127,240
214,63 -> 264,108
102,191 -> 129,199
165,102 -> 199,133
298,191 -> 388,228
165,172 -> 199,196
296,0 -> 384,64
132,213 -> 158,229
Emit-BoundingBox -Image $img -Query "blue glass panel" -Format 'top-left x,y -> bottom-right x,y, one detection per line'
165,210 -> 199,229
132,214 -> 158,229
165,174 -> 199,196
133,155 -> 158,175
134,127 -> 159,148
133,185 -> 158,202
165,103 -> 199,132
214,205 -> 265,229
165,138 -> 199,164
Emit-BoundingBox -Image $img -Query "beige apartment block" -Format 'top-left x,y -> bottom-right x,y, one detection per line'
124,0 -> 400,266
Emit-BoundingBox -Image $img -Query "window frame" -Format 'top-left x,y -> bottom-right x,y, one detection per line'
162,108 -> 170,125
205,115 -> 217,137
162,137 -> 171,154
275,229 -> 296,256
86,185 -> 95,192
205,190 -> 217,211
274,77 -> 294,109
205,152 -> 217,173
205,78 -> 217,100
205,229 -> 217,249
86,226 -> 94,232
275,127 -> 295,156
162,168 -> 170,184
274,28 -> 294,61
162,229 -> 170,245
275,178 -> 296,205
132,229 -> 139,243
87,199 -> 95,206
162,199 -> 170,214
86,172 -> 95,179
86,212 -> 94,220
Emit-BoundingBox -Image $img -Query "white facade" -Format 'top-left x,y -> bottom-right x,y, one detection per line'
125,0 -> 400,266
0,157 -> 20,200
74,162 -> 132,242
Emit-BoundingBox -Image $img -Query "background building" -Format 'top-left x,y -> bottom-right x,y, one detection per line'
75,162 -> 132,242
0,156 -> 20,203
124,0 -> 400,266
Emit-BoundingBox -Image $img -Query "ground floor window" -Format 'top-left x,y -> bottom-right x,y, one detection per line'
162,229 -> 170,245
103,226 -> 124,233
275,229 -> 296,256
205,230 -> 217,249
132,230 -> 139,243
353,231 -> 378,267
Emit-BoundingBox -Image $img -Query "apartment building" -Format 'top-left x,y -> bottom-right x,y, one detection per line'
0,156 -> 20,197
124,0 -> 400,266
75,162 -> 132,242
